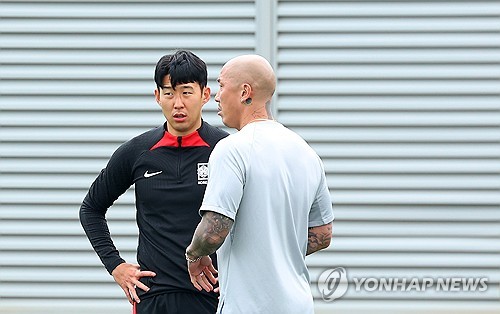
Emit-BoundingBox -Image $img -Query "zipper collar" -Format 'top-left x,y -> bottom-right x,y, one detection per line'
150,122 -> 209,150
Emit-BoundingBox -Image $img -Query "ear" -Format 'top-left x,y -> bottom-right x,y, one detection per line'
154,88 -> 161,106
240,83 -> 252,102
202,86 -> 211,105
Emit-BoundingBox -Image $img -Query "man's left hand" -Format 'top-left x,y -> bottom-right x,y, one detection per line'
187,256 -> 218,292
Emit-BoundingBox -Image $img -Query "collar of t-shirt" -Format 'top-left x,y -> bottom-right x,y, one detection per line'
150,124 -> 209,150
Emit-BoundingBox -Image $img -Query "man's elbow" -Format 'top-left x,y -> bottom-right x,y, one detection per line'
306,223 -> 333,255
325,224 -> 334,248
323,234 -> 332,250
318,232 -> 332,252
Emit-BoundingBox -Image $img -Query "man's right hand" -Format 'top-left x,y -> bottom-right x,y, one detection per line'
111,262 -> 156,304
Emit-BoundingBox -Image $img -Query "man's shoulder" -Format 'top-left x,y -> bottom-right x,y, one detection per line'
134,124 -> 164,140
200,121 -> 230,146
211,131 -> 251,158
114,125 -> 164,155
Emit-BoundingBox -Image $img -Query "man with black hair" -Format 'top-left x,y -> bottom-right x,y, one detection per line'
80,50 -> 228,313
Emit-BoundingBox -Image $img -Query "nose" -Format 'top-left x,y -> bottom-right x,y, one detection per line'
173,95 -> 185,109
214,90 -> 220,103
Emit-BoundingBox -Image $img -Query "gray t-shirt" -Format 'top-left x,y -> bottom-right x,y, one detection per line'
200,120 -> 334,314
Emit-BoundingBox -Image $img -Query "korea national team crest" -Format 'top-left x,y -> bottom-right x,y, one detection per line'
197,163 -> 209,184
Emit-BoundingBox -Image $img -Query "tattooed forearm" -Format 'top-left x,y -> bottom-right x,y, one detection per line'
186,211 -> 234,259
306,223 -> 333,256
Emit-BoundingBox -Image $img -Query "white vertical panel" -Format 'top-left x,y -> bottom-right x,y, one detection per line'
0,1 -> 255,313
277,0 -> 500,313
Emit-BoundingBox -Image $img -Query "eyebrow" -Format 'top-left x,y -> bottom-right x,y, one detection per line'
162,84 -> 195,90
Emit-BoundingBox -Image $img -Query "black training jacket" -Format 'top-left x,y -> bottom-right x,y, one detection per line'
80,120 -> 228,300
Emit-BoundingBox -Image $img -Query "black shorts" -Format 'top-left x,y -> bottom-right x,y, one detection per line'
136,292 -> 218,314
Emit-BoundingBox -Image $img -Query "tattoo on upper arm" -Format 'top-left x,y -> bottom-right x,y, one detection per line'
307,223 -> 332,255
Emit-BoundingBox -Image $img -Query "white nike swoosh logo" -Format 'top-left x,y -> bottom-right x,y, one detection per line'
144,170 -> 162,178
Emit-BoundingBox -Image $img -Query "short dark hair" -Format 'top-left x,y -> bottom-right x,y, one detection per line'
154,50 -> 208,90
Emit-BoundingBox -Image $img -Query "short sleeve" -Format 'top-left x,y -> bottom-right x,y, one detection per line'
308,162 -> 334,227
200,138 -> 245,220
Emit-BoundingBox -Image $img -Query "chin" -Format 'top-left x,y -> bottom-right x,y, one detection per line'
221,118 -> 230,128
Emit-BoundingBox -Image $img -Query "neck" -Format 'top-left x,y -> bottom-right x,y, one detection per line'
239,116 -> 272,130
238,105 -> 273,129
165,119 -> 202,137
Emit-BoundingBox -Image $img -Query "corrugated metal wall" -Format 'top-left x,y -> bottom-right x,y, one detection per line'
1,1 -> 499,313
275,1 -> 500,313
0,1 -> 254,313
